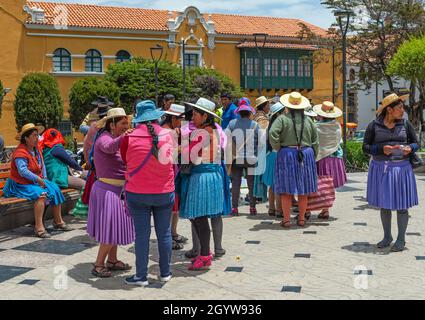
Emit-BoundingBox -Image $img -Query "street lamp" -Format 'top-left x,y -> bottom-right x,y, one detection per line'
168,34 -> 193,101
150,44 -> 164,106
334,9 -> 353,164
253,33 -> 268,97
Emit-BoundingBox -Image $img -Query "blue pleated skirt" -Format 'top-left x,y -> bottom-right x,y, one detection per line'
179,164 -> 226,219
262,151 -> 277,187
3,178 -> 65,205
274,147 -> 318,195
367,160 -> 418,210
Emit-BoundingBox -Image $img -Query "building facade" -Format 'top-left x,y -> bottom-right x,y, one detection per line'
0,0 -> 342,145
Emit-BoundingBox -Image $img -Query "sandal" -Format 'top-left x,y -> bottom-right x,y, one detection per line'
185,249 -> 199,259
91,265 -> 112,278
318,210 -> 330,220
106,260 -> 132,271
297,219 -> 306,227
276,211 -> 283,218
280,220 -> 291,228
172,234 -> 188,244
52,222 -> 74,232
268,209 -> 276,216
34,229 -> 51,239
172,240 -> 184,250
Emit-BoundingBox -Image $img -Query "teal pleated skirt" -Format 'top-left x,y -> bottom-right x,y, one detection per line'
178,164 -> 226,219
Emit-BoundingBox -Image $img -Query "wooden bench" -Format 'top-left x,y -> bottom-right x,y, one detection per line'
0,163 -> 80,232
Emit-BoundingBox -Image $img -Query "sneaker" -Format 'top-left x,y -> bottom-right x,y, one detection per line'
188,255 -> 212,271
249,207 -> 257,216
124,275 -> 149,287
158,274 -> 172,282
231,208 -> 239,216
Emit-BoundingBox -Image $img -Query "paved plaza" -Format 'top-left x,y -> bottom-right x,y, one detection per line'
0,172 -> 425,300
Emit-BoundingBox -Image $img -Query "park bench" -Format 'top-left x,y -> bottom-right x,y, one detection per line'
0,163 -> 79,232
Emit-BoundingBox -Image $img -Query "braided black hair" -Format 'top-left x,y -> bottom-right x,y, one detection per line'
290,109 -> 305,163
146,121 -> 159,159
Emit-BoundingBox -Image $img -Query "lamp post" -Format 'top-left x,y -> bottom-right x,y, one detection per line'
150,44 -> 164,106
334,9 -> 353,164
253,33 -> 268,97
168,34 -> 192,102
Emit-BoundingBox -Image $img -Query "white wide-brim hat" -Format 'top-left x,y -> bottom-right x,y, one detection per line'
255,96 -> 271,109
185,97 -> 221,119
304,107 -> 318,117
313,101 -> 342,118
97,107 -> 128,128
164,104 -> 185,117
280,92 -> 310,110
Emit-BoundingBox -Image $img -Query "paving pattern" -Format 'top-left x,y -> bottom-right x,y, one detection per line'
1,172 -> 425,300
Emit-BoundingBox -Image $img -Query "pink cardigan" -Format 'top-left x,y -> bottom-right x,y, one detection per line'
121,123 -> 175,194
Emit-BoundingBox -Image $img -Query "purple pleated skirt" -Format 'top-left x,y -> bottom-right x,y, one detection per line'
367,160 -> 418,210
87,180 -> 135,245
274,147 -> 318,195
317,157 -> 347,188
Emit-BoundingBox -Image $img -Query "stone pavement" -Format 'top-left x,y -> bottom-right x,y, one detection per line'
1,172 -> 425,300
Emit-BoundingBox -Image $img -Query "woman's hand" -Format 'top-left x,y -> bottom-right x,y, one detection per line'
403,146 -> 412,156
383,145 -> 394,156
37,177 -> 46,188
124,128 -> 134,135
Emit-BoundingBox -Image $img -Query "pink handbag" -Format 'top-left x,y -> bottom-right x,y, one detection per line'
307,175 -> 336,211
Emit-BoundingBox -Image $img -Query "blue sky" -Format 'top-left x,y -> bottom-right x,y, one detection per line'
38,0 -> 335,29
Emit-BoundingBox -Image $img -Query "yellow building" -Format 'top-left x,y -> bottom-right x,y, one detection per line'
0,0 -> 342,145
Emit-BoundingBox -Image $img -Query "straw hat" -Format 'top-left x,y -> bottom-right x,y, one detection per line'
16,123 -> 45,141
313,101 -> 342,118
185,97 -> 221,119
376,93 -> 409,115
254,96 -> 271,109
280,92 -> 310,110
96,108 -> 127,129
164,104 -> 185,117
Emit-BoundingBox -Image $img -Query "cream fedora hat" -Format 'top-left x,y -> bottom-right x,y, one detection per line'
280,92 -> 310,110
185,97 -> 221,119
97,107 -> 127,129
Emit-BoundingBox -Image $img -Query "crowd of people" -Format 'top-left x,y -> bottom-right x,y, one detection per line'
1,90 -> 420,286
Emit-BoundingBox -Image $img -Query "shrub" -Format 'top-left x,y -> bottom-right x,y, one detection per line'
345,141 -> 369,170
69,78 -> 120,129
14,73 -> 63,130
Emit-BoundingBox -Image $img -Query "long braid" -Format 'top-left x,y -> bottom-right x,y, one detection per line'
146,121 -> 159,159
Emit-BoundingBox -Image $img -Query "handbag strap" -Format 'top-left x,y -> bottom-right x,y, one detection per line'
128,147 -> 153,178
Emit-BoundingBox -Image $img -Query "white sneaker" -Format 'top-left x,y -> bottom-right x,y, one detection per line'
158,274 -> 172,282
124,275 -> 149,287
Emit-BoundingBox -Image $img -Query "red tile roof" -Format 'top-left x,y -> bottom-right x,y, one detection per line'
26,1 -> 329,38
237,42 -> 318,50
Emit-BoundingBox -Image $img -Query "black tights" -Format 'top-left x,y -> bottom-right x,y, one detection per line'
190,217 -> 210,256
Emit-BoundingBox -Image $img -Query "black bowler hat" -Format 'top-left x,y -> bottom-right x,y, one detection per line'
91,96 -> 115,107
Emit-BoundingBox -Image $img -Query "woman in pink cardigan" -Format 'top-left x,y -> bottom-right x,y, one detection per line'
121,100 -> 176,287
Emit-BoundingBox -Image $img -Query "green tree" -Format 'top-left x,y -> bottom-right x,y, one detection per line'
321,0 -> 425,91
68,77 -> 120,129
388,36 -> 425,130
105,57 -> 185,109
14,73 -> 63,130
104,58 -> 244,108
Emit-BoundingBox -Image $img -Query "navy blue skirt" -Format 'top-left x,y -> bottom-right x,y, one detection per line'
367,160 -> 418,210
274,147 -> 318,195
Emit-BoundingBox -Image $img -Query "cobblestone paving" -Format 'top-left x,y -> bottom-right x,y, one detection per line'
1,172 -> 425,300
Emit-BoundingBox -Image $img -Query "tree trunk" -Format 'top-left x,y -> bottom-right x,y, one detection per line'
384,74 -> 394,92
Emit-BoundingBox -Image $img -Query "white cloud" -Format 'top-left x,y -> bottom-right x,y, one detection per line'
37,0 -> 335,28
